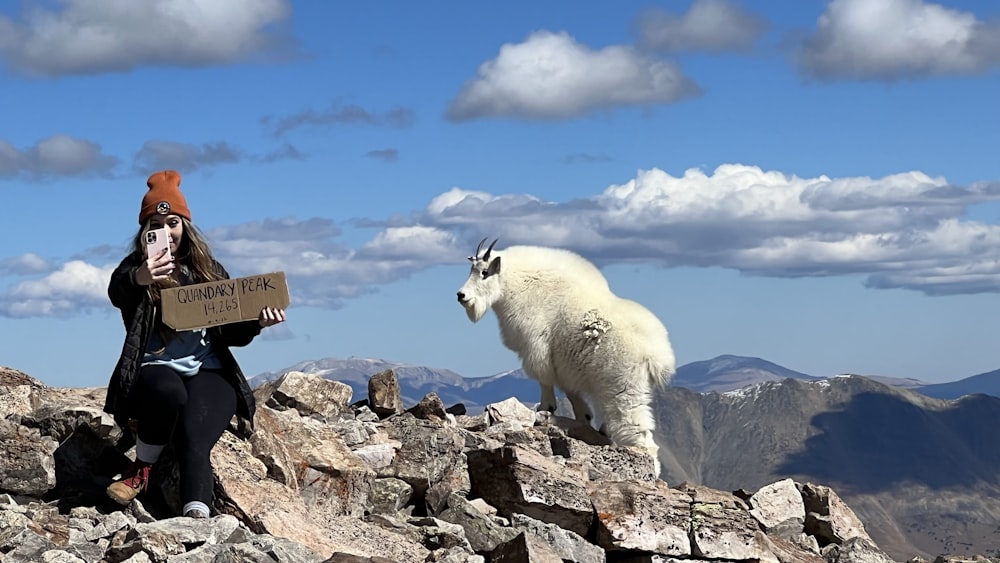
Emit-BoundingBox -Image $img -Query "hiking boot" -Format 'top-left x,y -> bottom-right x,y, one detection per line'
184,508 -> 209,519
106,460 -> 152,505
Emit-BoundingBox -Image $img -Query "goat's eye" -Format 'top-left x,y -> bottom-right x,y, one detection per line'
481,269 -> 489,279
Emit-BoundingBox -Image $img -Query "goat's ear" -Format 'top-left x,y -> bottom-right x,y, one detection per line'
487,256 -> 501,276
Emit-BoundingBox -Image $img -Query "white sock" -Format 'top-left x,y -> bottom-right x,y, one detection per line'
183,501 -> 210,517
135,438 -> 165,464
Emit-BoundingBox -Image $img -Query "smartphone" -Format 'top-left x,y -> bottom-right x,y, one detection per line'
144,227 -> 172,261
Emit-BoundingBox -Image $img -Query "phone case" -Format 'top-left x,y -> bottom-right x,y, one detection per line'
145,227 -> 172,260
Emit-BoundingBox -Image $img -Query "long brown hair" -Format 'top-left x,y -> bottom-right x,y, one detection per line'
132,218 -> 225,347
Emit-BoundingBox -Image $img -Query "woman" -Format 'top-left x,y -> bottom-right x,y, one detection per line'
103,170 -> 286,518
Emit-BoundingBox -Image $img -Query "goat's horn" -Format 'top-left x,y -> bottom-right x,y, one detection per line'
483,238 -> 498,262
475,237 -> 488,257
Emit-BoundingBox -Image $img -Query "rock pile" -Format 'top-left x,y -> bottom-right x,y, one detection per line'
0,365 -> 934,562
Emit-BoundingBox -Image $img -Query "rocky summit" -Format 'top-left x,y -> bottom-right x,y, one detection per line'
0,365 -> 981,563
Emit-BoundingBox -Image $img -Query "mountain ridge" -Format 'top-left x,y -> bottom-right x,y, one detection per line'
251,353 -> 997,402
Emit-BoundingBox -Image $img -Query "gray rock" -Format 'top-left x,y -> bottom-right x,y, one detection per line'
510,513 -> 606,563
750,478 -> 807,537
491,531 -> 564,562
822,536 -> 897,563
256,370 -> 353,420
408,392 -> 449,421
381,415 -> 467,498
685,483 -> 779,562
369,477 -> 413,515
368,369 -> 404,418
0,418 -> 58,495
486,398 -> 536,430
467,446 -> 594,537
590,479 -> 691,556
800,483 -> 875,546
438,493 -> 519,553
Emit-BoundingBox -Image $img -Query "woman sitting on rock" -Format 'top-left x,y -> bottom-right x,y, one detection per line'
103,170 -> 286,518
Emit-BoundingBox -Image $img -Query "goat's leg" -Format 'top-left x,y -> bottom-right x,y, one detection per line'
537,383 -> 558,413
566,392 -> 594,425
594,379 -> 661,477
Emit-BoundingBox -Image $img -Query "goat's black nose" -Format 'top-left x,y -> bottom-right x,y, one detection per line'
456,292 -> 465,301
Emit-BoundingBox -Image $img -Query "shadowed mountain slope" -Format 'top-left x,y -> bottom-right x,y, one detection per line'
653,375 -> 1000,559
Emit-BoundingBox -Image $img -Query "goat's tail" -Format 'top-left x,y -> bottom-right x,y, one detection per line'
645,354 -> 675,390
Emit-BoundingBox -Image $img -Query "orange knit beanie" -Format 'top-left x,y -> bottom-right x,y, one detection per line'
139,170 -> 191,225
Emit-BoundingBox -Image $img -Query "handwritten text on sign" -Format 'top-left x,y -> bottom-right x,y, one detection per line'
162,272 -> 290,330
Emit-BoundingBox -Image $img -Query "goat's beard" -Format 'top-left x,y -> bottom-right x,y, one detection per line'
463,300 -> 488,323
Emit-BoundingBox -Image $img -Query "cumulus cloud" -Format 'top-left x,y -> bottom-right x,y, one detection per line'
445,31 -> 701,122
420,165 -> 1000,295
0,135 -> 118,179
204,218 -> 461,310
360,226 -> 459,262
0,260 -> 113,317
265,103 -> 416,136
0,0 -> 293,76
6,164 -> 998,318
797,0 -> 1000,80
636,0 -> 769,53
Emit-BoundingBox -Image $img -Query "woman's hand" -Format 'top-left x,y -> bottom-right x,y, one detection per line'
134,248 -> 174,286
258,307 -> 286,328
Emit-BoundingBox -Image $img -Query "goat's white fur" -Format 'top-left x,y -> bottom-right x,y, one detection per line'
457,242 -> 674,475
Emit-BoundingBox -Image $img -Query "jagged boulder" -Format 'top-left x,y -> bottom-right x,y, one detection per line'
255,370 -> 354,421
368,369 -> 404,418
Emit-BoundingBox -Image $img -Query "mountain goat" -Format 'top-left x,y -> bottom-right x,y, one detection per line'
456,239 -> 675,473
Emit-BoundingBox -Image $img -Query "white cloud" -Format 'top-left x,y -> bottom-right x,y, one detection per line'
5,164 -> 998,318
207,220 -> 459,310
797,0 -> 1000,80
637,0 -> 769,53
421,164 -> 1000,294
0,0 -> 293,76
445,31 -> 701,122
0,260 -> 113,317
0,253 -> 52,275
361,226 -> 459,262
0,135 -> 118,179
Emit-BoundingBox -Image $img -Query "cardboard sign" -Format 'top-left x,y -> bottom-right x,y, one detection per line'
162,272 -> 290,331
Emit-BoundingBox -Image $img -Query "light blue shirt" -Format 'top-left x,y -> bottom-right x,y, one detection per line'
142,328 -> 223,376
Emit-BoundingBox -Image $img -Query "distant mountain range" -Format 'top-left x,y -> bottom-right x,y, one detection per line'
251,353 -> 1000,406
673,354 -> 823,391
249,357 -> 540,413
915,367 -> 1000,400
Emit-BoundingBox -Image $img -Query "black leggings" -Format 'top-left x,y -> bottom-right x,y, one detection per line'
130,365 -> 237,506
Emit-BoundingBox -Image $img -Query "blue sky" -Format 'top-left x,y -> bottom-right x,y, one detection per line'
2,0 -> 999,388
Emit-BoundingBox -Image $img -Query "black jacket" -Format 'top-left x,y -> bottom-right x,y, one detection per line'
103,251 -> 261,438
